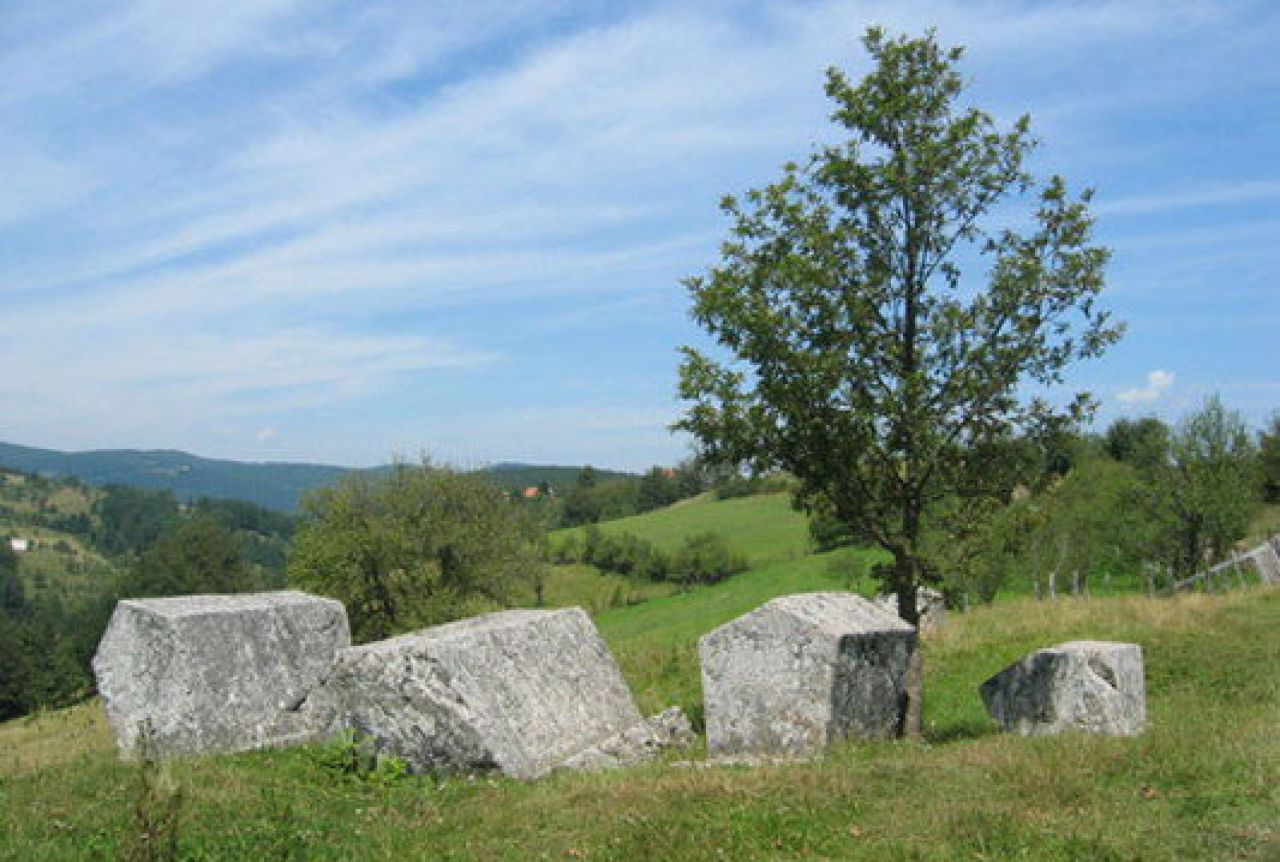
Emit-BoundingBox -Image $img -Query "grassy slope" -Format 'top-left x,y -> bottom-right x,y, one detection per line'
3,589 -> 1276,861
556,492 -> 812,566
4,494 -> 1278,859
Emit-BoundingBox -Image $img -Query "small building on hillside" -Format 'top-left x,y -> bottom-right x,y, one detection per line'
8,537 -> 32,553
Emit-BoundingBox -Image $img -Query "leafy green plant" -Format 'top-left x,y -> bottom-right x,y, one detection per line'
312,729 -> 410,786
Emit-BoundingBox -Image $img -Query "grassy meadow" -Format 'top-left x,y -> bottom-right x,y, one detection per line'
555,492 -> 813,567
2,491 -> 1278,860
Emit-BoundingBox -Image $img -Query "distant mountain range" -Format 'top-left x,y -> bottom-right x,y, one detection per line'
0,442 -> 630,513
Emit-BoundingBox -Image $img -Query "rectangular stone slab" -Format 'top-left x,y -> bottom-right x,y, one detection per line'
980,640 -> 1145,737
699,592 -> 916,760
314,607 -> 644,779
93,591 -> 350,757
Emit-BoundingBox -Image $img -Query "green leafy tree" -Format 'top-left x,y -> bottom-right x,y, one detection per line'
287,464 -> 544,643
92,486 -> 181,557
120,517 -> 253,599
1105,416 -> 1170,474
1009,457 -> 1154,598
676,29 -> 1120,734
637,467 -> 681,513
0,542 -> 23,616
1155,395 -> 1259,575
1258,412 -> 1280,504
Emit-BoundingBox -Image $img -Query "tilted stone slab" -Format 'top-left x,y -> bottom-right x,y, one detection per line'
93,591 -> 350,758
980,641 -> 1145,737
699,592 -> 916,760
314,607 -> 645,779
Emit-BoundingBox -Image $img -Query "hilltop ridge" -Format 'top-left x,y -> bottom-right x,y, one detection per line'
0,442 -> 631,513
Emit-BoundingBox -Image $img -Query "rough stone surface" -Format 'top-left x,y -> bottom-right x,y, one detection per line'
873,586 -> 947,631
314,607 -> 644,779
699,592 -> 916,760
93,591 -> 350,758
980,640 -> 1146,737
557,707 -> 696,772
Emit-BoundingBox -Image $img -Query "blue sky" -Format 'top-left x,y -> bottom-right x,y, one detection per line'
1,0 -> 1277,470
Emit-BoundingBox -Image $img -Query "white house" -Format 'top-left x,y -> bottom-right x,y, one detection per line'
8,537 -> 31,553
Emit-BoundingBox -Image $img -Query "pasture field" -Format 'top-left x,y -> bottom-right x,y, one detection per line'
3,586 -> 1276,861
554,492 -> 812,566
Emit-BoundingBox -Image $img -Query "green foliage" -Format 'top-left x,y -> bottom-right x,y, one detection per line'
1105,416 -> 1170,474
556,462 -> 707,527
1152,395 -> 1260,575
0,541 -> 23,615
287,463 -> 545,643
637,467 -> 682,513
996,457 -> 1155,598
671,532 -> 748,586
119,517 -> 255,599
91,486 -> 181,557
1259,412 -> 1280,504
311,729 -> 410,786
556,523 -> 747,587
676,29 -> 1120,624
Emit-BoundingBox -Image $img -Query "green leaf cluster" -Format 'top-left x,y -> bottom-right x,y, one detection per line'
287,463 -> 545,643
677,28 -> 1121,622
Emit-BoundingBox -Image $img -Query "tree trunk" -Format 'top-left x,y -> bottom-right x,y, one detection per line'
893,558 -> 923,741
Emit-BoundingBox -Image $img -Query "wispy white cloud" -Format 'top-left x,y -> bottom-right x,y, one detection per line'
1118,369 -> 1176,404
1098,180 -> 1280,216
1,0 -> 1277,466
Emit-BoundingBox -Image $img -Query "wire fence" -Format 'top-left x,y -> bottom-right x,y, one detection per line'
1170,536 -> 1280,593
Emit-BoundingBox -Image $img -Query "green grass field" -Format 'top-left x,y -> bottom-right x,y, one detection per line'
4,492 -> 1278,860
2,588 -> 1275,861
555,492 -> 812,566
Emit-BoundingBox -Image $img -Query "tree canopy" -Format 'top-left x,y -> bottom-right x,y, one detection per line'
676,28 -> 1122,628
287,464 -> 545,643
119,516 -> 254,599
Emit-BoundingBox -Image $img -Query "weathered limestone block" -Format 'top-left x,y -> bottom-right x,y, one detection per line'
93,591 -> 350,757
873,586 -> 947,631
315,608 -> 644,779
699,592 -> 916,760
980,640 -> 1145,737
556,706 -> 696,773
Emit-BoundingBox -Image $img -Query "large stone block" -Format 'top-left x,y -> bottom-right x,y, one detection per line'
699,592 -> 916,760
93,591 -> 350,757
980,640 -> 1145,737
314,607 -> 648,779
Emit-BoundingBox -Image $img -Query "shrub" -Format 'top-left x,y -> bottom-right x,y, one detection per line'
672,532 -> 747,585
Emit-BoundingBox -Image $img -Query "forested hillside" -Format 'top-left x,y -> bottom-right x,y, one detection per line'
0,468 -> 295,720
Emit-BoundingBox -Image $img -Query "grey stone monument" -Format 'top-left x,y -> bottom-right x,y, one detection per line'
313,607 -> 661,779
980,640 -> 1146,737
699,592 -> 916,760
93,591 -> 350,757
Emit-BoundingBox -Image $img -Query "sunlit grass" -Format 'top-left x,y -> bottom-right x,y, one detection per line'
4,589 -> 1274,860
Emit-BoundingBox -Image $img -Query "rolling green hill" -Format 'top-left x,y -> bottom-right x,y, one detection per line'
556,491 -> 812,566
0,442 -> 629,513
